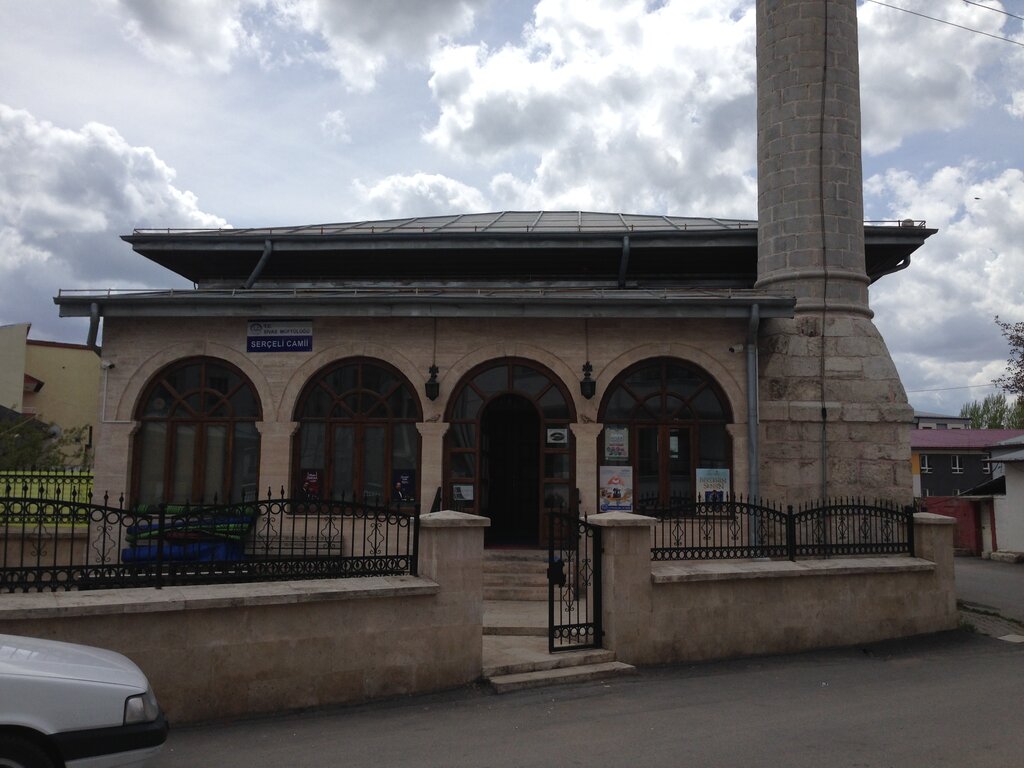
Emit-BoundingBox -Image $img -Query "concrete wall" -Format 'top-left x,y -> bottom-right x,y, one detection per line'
23,340 -> 100,441
994,463 -> 1024,552
0,322 -> 29,413
0,509 -> 959,723
0,511 -> 487,724
594,511 -> 957,665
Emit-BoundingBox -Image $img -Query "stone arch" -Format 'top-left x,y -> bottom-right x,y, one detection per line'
598,342 -> 746,424
113,341 -> 272,423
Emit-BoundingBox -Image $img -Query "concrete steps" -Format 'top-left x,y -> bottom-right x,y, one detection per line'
482,606 -> 636,693
483,549 -> 548,602
488,661 -> 638,694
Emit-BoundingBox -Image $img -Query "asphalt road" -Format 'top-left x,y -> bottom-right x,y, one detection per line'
954,557 -> 1024,622
154,631 -> 1023,768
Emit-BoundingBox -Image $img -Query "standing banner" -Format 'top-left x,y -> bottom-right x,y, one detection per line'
598,466 -> 634,512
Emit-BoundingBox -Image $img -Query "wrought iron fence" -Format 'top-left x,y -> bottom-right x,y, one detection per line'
642,494 -> 914,561
1,469 -> 94,502
1,489 -> 419,593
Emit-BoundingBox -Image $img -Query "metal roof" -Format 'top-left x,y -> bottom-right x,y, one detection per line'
131,211 -> 759,237
121,210 -> 935,287
911,429 -> 1024,451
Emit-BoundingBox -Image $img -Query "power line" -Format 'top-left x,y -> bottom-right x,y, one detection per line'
961,1 -> 1024,24
906,383 -> 1001,393
865,1 -> 1024,48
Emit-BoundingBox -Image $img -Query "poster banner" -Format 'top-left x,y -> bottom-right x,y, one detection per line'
696,468 -> 730,501
392,470 -> 415,502
598,466 -> 633,512
604,426 -> 629,461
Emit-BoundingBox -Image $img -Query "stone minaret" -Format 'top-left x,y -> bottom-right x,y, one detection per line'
755,0 -> 913,503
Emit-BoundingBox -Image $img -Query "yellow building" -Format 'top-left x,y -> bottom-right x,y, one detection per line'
0,322 -> 99,464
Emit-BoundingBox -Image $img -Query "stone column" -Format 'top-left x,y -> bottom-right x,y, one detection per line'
256,420 -> 296,497
755,0 -> 913,504
92,421 -> 133,503
589,512 -> 655,664
418,510 -> 490,679
571,422 -> 604,514
912,512 -> 958,629
417,421 -> 448,508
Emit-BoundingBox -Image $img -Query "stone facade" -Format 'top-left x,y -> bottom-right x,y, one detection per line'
93,314 -> 751,516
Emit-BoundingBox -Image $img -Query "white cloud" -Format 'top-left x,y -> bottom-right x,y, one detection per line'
867,162 -> 1024,411
858,0 -> 1016,156
353,173 -> 488,218
424,0 -> 758,215
1009,91 -> 1024,119
0,105 -> 227,339
319,110 -> 351,143
101,0 -> 253,73
102,0 -> 486,89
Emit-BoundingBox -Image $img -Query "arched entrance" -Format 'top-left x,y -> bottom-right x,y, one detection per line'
480,394 -> 540,545
444,358 -> 576,547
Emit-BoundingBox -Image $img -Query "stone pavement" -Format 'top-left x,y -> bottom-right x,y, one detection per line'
958,603 -> 1024,644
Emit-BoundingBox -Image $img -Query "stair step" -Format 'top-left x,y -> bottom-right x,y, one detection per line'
488,662 -> 637,693
484,575 -> 546,586
483,587 -> 547,602
484,647 -> 616,677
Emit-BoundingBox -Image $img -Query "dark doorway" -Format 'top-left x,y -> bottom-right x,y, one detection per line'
480,394 -> 540,546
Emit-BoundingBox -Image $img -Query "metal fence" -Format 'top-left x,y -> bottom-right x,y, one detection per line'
1,469 -> 94,502
1,489 -> 419,593
644,495 -> 914,562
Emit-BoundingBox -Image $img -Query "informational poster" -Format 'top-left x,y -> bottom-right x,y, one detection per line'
392,470 -> 415,501
452,484 -> 474,502
599,466 -> 633,512
300,469 -> 321,499
604,426 -> 629,461
696,468 -> 730,501
247,320 -> 313,353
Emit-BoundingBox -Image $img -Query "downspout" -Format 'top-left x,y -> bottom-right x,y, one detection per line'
243,239 -> 273,289
746,303 -> 760,500
86,302 -> 101,352
617,236 -> 630,288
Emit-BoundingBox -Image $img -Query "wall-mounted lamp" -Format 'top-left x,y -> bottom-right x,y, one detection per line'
580,361 -> 596,399
425,364 -> 440,401
425,318 -> 440,401
580,319 -> 596,399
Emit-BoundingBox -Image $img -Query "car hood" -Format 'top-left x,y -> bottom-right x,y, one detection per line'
0,634 -> 147,689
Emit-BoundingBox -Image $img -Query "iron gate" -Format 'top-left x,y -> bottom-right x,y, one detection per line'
547,510 -> 602,652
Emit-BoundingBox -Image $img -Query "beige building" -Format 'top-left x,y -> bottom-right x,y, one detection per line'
0,322 -> 99,461
54,210 -> 932,544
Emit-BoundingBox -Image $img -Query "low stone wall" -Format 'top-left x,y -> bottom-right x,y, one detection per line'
594,511 -> 958,665
0,511 -> 487,724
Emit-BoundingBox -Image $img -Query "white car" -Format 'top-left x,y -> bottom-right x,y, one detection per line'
0,634 -> 167,768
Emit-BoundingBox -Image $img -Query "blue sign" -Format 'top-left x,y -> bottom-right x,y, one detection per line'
247,320 -> 313,353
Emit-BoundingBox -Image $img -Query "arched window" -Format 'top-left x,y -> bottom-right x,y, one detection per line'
599,358 -> 731,507
293,359 -> 421,503
133,358 -> 261,505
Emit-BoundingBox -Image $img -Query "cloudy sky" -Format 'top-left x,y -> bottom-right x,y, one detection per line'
1,0 -> 1022,415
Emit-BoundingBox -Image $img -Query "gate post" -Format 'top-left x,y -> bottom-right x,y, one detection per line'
588,512 -> 655,664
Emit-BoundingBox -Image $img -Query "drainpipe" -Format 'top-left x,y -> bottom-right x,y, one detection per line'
746,304 -> 760,500
243,239 -> 273,289
86,302 -> 101,352
617,236 -> 630,288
